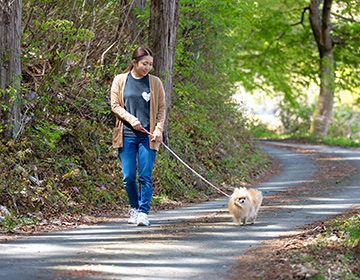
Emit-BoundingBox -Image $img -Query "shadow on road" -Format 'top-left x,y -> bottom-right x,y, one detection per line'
1,142 -> 360,280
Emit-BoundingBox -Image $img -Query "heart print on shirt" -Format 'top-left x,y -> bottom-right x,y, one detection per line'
142,92 -> 151,102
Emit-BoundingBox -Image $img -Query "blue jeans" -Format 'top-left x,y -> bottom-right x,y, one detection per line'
118,137 -> 157,214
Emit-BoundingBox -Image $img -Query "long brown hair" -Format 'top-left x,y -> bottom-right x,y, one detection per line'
124,46 -> 153,73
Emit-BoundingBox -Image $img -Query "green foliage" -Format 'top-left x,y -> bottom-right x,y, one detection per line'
282,213 -> 360,280
237,0 -> 317,95
329,215 -> 360,246
32,121 -> 65,150
254,98 -> 360,146
328,104 -> 360,142
0,0 -> 273,226
1,216 -> 18,231
152,0 -> 270,200
234,0 -> 360,135
277,95 -> 314,135
319,137 -> 360,148
176,0 -> 258,86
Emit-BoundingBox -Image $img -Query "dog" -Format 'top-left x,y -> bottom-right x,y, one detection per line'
228,187 -> 263,225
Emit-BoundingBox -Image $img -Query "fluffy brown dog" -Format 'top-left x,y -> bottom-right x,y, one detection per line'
228,187 -> 263,225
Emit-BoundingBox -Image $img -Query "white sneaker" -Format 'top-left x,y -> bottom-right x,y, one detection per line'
128,208 -> 138,224
137,212 -> 150,226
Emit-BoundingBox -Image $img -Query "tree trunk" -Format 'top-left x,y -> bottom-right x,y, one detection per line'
0,0 -> 22,139
127,0 -> 147,46
150,0 -> 180,145
130,0 -> 146,41
309,0 -> 335,137
79,0 -> 96,76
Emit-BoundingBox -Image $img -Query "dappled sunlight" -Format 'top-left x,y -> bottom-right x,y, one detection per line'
261,180 -> 317,186
2,183 -> 359,278
306,196 -> 359,202
264,141 -> 360,160
2,144 -> 360,279
339,156 -> 360,161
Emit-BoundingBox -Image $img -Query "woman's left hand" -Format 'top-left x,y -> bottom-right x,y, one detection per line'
151,133 -> 162,143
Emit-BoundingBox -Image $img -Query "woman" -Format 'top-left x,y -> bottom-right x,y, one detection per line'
110,46 -> 166,226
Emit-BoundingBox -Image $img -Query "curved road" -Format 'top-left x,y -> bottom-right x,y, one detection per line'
0,142 -> 359,280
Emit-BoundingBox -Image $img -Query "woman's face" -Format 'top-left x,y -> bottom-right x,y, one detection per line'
132,55 -> 153,78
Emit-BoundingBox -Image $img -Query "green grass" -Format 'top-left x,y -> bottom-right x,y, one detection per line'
255,130 -> 360,148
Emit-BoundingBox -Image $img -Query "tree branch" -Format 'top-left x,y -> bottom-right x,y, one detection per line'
321,0 -> 333,50
291,7 -> 310,27
331,12 -> 358,23
309,0 -> 321,45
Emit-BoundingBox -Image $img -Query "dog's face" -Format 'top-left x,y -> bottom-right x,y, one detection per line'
234,196 -> 247,208
236,196 -> 247,203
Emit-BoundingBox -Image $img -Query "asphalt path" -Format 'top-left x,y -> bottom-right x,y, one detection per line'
0,142 -> 359,280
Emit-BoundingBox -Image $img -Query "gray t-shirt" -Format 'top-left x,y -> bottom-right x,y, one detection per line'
123,72 -> 150,138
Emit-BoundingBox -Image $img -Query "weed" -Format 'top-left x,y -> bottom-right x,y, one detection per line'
329,215 -> 360,246
1,217 -> 12,231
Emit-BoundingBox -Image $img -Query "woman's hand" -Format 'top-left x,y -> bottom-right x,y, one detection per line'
151,133 -> 162,143
131,120 -> 143,131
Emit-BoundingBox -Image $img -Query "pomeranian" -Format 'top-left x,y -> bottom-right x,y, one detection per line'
228,187 -> 263,225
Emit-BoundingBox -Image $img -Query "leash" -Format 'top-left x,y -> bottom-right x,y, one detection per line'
141,128 -> 231,198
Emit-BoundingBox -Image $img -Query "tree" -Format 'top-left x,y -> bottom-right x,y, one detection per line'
235,0 -> 360,137
309,0 -> 335,136
0,0 -> 22,139
150,0 -> 180,144
129,0 -> 147,43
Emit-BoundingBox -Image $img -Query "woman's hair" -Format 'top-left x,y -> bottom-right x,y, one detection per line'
124,46 -> 153,72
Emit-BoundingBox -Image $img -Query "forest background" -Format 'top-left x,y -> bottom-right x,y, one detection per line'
1,0 -> 360,233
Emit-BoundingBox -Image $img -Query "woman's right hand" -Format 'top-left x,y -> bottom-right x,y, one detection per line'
131,120 -> 143,131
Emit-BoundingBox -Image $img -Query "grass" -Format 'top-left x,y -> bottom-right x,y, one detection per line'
255,128 -> 360,148
329,215 -> 360,247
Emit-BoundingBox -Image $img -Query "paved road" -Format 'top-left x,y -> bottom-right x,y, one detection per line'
0,142 -> 359,280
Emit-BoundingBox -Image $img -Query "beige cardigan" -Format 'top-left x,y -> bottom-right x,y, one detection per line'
110,72 -> 166,151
